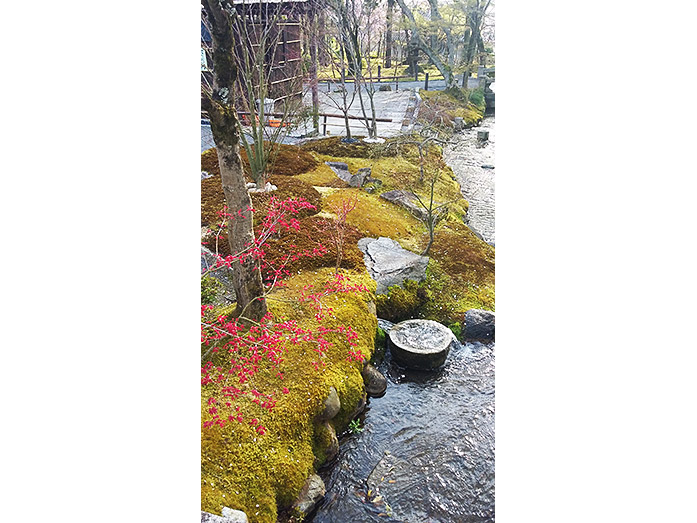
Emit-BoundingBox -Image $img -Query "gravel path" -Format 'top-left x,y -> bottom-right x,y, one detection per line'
443,116 -> 495,246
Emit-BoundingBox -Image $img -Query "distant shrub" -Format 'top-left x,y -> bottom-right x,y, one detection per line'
468,87 -> 485,108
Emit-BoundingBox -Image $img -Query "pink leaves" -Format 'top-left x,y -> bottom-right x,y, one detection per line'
201,197 -> 368,436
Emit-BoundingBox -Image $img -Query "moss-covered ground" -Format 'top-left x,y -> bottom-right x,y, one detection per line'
202,126 -> 494,521
418,87 -> 487,130
202,269 -> 376,523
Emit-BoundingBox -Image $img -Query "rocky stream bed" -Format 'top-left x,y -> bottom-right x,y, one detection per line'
308,119 -> 496,522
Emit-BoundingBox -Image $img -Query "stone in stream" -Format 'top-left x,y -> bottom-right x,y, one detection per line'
464,308 -> 495,341
291,473 -> 326,518
453,117 -> 465,131
477,130 -> 489,142
357,237 -> 429,295
362,363 -> 387,397
387,319 -> 455,369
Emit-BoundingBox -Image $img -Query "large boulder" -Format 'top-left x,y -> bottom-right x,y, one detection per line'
357,237 -> 429,295
291,473 -> 326,518
387,319 -> 455,369
464,309 -> 495,341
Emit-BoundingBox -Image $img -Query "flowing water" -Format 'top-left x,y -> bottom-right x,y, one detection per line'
310,337 -> 495,523
443,116 -> 495,247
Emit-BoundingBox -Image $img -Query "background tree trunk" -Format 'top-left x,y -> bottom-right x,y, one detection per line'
394,0 -> 455,87
385,0 -> 393,68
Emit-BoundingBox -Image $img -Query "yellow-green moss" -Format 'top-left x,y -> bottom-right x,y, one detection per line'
376,256 -> 494,326
322,188 -> 424,251
202,133 -> 495,523
202,269 -> 376,523
418,89 -> 485,128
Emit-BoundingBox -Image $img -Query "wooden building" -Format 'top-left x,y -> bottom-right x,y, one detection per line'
202,0 -> 315,114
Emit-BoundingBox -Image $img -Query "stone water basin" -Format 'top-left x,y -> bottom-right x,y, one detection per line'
387,319 -> 455,370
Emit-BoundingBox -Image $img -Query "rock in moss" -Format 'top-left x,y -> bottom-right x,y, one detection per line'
314,421 -> 339,467
291,473 -> 326,518
379,189 -> 428,221
358,237 -> 429,295
317,386 -> 341,421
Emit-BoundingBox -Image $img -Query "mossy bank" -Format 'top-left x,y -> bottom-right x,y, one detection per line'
201,131 -> 494,521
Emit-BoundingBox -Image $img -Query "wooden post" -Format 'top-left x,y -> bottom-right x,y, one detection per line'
377,65 -> 381,82
396,75 -> 399,91
322,115 -> 328,135
462,71 -> 467,87
424,72 -> 429,90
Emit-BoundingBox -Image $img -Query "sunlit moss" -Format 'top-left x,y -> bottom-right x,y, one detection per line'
201,131 -> 495,522
202,269 -> 376,523
418,89 -> 485,128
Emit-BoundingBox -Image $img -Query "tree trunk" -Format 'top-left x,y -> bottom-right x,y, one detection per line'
310,9 -> 320,134
394,0 -> 455,88
319,10 -> 330,66
385,0 -> 394,68
202,0 -> 267,322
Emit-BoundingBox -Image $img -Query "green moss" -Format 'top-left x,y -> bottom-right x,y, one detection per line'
311,422 -> 329,465
372,327 -> 386,364
376,279 -> 429,323
376,257 -> 494,325
327,365 -> 366,432
323,188 -> 424,253
418,89 -> 485,129
300,136 -> 399,159
448,322 -> 462,340
201,275 -> 222,305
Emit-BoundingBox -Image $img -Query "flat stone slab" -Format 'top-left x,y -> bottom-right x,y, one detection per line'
379,190 -> 428,221
387,319 -> 455,369
357,237 -> 428,295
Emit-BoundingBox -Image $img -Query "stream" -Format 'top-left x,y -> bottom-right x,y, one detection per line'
310,337 -> 495,523
309,116 -> 496,523
443,116 -> 495,247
